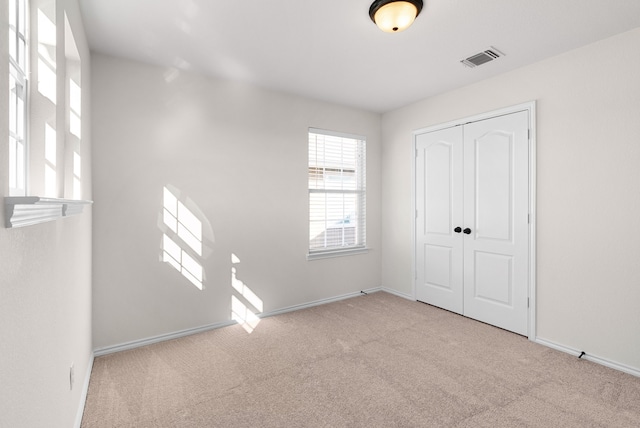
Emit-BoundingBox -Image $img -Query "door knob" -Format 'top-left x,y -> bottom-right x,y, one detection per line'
454,227 -> 462,233
463,228 -> 471,234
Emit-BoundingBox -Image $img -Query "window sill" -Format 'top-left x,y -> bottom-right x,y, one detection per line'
307,247 -> 369,261
4,196 -> 93,228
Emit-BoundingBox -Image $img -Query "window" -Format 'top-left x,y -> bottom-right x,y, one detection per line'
5,1 -> 92,228
308,128 -> 366,258
9,0 -> 28,196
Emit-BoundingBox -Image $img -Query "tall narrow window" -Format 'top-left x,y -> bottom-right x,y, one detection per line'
308,128 -> 366,257
9,0 -> 28,196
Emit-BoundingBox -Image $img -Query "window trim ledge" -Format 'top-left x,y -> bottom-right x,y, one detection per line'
5,196 -> 93,228
307,247 -> 369,261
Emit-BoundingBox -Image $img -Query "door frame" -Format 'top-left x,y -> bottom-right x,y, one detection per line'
411,101 -> 537,340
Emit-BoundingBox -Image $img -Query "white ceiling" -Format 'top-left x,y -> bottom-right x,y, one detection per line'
79,0 -> 640,113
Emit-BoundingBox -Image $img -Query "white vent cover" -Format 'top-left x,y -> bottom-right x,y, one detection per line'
461,47 -> 504,68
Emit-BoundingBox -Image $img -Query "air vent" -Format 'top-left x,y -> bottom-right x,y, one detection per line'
461,47 -> 504,68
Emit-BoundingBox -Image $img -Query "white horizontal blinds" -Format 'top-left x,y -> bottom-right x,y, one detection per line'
9,0 -> 28,196
309,129 -> 366,253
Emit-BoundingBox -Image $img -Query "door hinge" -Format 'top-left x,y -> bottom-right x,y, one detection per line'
416,209 -> 418,218
528,129 -> 531,140
528,213 -> 530,224
527,298 -> 530,308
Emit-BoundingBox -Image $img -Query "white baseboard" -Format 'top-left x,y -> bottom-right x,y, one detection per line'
535,337 -> 640,378
374,290 -> 639,378
74,352 -> 95,428
94,320 -> 237,357
89,291 -> 639,406
262,287 -> 383,318
381,287 -> 414,301
94,287 -> 384,357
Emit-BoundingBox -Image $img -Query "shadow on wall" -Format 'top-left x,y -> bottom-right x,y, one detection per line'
156,186 -> 264,333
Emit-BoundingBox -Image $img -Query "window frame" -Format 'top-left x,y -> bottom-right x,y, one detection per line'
8,0 -> 29,196
307,127 -> 367,260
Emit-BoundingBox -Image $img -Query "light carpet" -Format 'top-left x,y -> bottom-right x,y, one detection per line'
81,292 -> 640,427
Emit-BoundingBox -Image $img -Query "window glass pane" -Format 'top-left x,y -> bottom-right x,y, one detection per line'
10,0 -> 16,24
17,0 -> 27,69
9,137 -> 17,189
18,39 -> 26,71
73,151 -> 81,177
70,78 -> 81,113
18,0 -> 26,34
16,85 -> 25,139
8,0 -> 28,196
308,130 -> 366,253
9,28 -> 17,61
9,74 -> 17,134
16,140 -> 25,189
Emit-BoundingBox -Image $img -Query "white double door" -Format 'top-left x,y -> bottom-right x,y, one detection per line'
415,111 -> 529,335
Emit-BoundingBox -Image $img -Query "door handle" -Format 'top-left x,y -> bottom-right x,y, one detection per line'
463,228 -> 472,234
454,227 -> 462,233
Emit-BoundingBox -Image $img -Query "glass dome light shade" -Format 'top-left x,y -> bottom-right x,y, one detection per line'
372,1 -> 419,33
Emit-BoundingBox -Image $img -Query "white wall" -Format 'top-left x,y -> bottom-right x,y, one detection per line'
382,28 -> 640,371
0,0 -> 92,427
91,54 -> 382,350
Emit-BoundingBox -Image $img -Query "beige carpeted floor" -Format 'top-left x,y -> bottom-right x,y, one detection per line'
81,292 -> 640,427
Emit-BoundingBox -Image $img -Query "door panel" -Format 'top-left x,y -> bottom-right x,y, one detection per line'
424,244 -> 453,290
473,251 -> 513,305
463,111 -> 529,335
425,142 -> 454,235
415,126 -> 463,314
475,131 -> 513,242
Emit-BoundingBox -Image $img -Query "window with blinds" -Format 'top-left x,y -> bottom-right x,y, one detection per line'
308,128 -> 366,257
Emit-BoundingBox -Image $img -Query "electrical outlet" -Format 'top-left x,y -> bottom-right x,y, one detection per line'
70,364 -> 75,390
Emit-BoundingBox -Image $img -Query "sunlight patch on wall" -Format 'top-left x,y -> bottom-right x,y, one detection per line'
73,150 -> 81,199
44,123 -> 56,196
37,2 -> 58,197
162,234 -> 203,290
8,71 -> 26,194
69,79 -> 81,138
163,187 -> 202,256
231,253 -> 263,333
161,186 -> 204,290
37,8 -> 56,104
65,13 -> 82,199
163,68 -> 180,83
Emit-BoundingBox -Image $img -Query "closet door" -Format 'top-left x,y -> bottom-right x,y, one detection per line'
415,110 -> 530,336
462,111 -> 529,335
415,126 -> 464,314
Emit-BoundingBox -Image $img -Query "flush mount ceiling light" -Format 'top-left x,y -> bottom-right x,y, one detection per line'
369,0 -> 424,33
